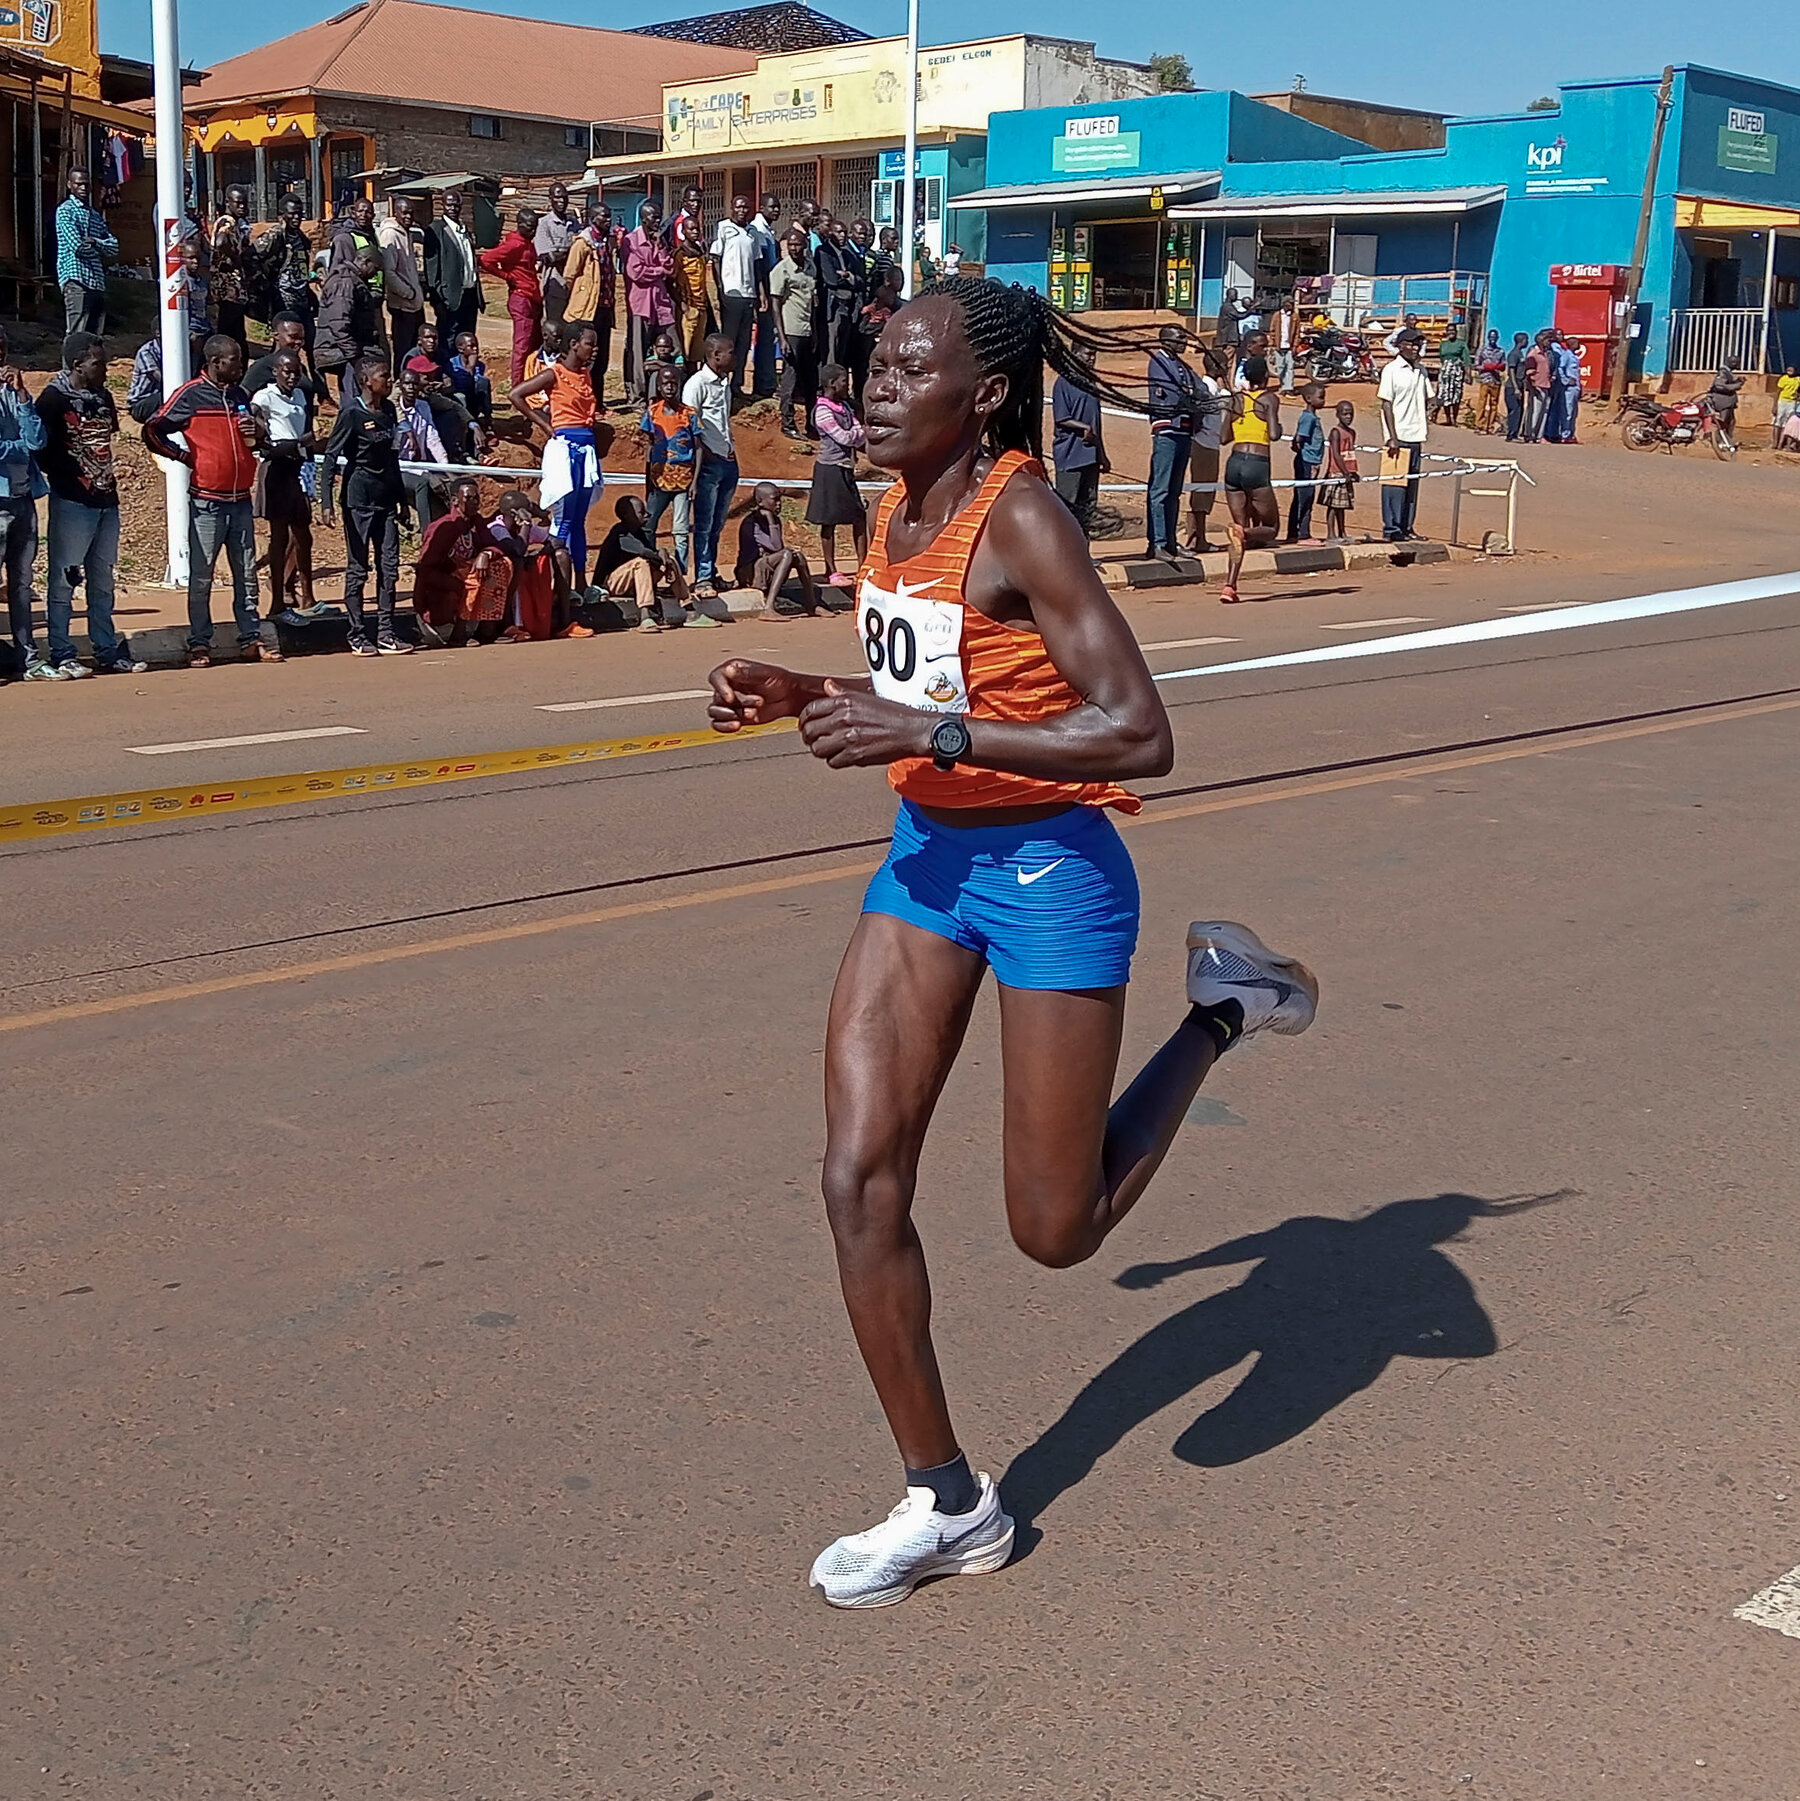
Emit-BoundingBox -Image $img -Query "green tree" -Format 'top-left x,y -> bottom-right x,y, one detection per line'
1149,52 -> 1196,93
1526,95 -> 1559,111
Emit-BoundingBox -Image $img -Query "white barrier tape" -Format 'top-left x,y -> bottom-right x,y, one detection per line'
1149,570 -> 1800,683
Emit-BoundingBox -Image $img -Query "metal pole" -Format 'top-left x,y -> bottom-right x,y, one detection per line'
1760,228 -> 1777,374
1611,66 -> 1674,405
1449,467 -> 1462,546
1506,466 -> 1517,551
152,0 -> 191,585
900,0 -> 918,298
30,81 -> 42,274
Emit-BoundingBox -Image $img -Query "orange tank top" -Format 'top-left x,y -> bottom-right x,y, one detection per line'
856,449 -> 1140,814
548,361 -> 596,432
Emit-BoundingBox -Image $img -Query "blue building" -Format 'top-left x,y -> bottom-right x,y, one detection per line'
964,68 -> 1800,379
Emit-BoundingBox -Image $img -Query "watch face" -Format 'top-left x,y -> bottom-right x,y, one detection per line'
930,716 -> 969,760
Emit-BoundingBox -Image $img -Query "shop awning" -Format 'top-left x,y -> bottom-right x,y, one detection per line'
1675,195 -> 1800,229
951,170 -> 1220,211
1169,185 -> 1506,221
588,131 -> 958,176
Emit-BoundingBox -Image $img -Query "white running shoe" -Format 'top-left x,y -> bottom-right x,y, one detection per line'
809,1473 -> 1014,1609
1186,919 -> 1319,1039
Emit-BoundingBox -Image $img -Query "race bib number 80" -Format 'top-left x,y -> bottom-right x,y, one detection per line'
857,574 -> 968,713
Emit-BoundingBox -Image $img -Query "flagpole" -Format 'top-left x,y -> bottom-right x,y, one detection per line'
900,0 -> 918,297
151,0 -> 191,583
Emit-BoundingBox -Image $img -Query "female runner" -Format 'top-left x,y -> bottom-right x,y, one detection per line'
707,278 -> 1318,1608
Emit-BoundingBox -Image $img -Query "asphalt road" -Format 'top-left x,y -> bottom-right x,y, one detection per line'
3,504 -> 1800,1796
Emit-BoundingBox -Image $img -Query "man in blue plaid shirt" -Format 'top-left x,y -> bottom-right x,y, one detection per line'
55,167 -> 117,336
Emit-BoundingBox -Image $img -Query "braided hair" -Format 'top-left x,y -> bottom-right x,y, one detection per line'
912,274 -> 1200,460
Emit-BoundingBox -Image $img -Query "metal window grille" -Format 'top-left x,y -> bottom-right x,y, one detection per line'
763,160 -> 816,218
1670,307 -> 1767,373
829,154 -> 877,222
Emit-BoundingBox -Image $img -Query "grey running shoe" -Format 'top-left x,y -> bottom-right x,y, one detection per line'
1186,919 -> 1319,1038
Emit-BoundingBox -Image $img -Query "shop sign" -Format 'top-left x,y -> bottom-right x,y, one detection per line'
1053,114 -> 1140,174
1522,134 -> 1608,194
1719,109 -> 1777,174
879,149 -> 927,180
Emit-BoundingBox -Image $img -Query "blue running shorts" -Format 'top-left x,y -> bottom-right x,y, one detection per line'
862,799 -> 1140,990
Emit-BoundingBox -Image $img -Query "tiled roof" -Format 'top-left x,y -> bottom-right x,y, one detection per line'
185,0 -> 754,124
633,2 -> 869,52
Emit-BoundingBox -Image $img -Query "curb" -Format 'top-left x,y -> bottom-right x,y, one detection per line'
1113,538 -> 1460,590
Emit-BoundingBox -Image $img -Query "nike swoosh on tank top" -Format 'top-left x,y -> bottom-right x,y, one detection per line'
854,449 -> 1140,815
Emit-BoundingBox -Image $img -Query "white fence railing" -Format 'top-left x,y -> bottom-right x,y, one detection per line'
1670,307 -> 1766,372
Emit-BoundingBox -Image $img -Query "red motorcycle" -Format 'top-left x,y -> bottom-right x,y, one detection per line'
1615,393 -> 1737,460
1299,327 -> 1374,384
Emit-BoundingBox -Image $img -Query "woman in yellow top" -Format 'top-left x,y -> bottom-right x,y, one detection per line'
1772,363 -> 1800,450
1220,354 -> 1283,603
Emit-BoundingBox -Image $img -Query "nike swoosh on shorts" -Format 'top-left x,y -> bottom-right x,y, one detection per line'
1016,859 -> 1066,886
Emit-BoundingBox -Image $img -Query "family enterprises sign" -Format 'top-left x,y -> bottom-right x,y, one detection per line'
1718,107 -> 1778,175
1052,114 -> 1141,173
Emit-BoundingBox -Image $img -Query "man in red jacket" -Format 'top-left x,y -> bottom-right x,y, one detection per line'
479,206 -> 544,392
143,332 -> 284,667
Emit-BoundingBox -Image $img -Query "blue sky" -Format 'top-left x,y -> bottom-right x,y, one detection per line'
100,0 -> 1800,119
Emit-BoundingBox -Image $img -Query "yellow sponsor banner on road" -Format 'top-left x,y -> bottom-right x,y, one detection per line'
0,720 -> 794,846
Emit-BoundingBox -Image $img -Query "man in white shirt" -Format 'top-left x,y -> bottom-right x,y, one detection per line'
1184,353 -> 1229,555
748,193 -> 783,400
1377,328 -> 1435,541
682,333 -> 739,597
711,194 -> 762,402
378,196 -> 426,362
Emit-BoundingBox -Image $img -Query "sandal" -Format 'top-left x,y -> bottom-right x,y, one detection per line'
1219,585 -> 1242,604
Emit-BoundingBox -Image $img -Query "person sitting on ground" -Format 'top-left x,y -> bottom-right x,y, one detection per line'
1220,353 -> 1283,605
393,362 -> 449,531
315,247 -> 384,401
413,317 -> 448,371
593,492 -> 692,633
413,476 -> 509,646
807,362 -> 866,589
415,355 -> 485,466
642,327 -> 686,399
447,328 -> 491,423
735,481 -> 822,621
127,327 -> 209,425
488,488 -> 570,642
1322,398 -> 1360,541
248,347 -> 320,618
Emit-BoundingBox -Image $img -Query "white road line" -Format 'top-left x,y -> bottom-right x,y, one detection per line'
1735,1566 -> 1800,1640
539,689 -> 711,712
1151,570 -> 1800,683
1499,601 -> 1590,612
126,726 -> 368,756
1140,635 -> 1239,652
1320,616 -> 1433,631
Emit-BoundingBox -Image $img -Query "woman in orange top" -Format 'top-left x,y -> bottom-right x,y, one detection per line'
513,324 -> 601,583
707,278 -> 1319,1609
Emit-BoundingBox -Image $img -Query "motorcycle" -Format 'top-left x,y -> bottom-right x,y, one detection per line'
1299,327 -> 1373,384
1614,393 -> 1737,460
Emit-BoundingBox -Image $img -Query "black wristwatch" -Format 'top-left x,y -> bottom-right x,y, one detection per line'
929,714 -> 971,771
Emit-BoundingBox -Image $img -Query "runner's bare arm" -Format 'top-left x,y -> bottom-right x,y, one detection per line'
796,477 -> 1172,778
708,658 -> 872,732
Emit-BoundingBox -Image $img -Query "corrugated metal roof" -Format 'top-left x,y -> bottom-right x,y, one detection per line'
634,3 -> 869,52
186,0 -> 755,124
1171,186 -> 1507,219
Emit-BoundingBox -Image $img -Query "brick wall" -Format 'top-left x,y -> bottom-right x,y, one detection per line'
319,99 -> 588,181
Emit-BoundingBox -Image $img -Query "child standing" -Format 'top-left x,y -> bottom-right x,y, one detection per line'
642,362 -> 698,580
735,481 -> 821,621
1285,381 -> 1326,543
1322,398 -> 1359,542
643,329 -> 686,397
806,363 -> 866,590
248,347 -> 319,616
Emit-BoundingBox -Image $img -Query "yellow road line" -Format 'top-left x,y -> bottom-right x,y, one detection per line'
3,693 -> 1794,1038
0,720 -> 795,844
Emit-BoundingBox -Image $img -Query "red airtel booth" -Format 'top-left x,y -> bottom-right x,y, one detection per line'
1549,263 -> 1628,393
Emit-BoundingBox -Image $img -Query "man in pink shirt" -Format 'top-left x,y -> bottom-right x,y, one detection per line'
623,198 -> 675,405
478,205 -> 544,390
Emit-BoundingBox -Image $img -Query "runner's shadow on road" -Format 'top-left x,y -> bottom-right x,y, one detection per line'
1001,1189 -> 1573,1550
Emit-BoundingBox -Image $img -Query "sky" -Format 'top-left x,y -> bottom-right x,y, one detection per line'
100,0 -> 1800,120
